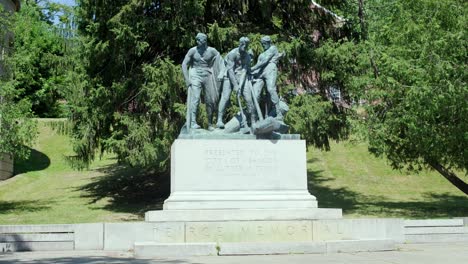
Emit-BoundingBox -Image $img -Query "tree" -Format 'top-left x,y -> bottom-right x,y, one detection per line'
0,4 -> 37,160
72,0 -> 468,196
70,0 -> 356,172
361,0 -> 468,194
7,0 -> 73,117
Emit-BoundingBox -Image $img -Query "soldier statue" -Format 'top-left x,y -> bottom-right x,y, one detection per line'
181,33 -> 222,130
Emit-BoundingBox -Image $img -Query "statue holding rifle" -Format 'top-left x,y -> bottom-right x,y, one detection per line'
251,36 -> 284,121
181,33 -> 222,131
217,36 -> 254,128
179,34 -> 289,137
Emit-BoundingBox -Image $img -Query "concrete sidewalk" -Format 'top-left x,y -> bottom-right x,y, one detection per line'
0,242 -> 467,264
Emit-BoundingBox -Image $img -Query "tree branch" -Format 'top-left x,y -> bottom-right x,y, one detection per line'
310,1 -> 347,27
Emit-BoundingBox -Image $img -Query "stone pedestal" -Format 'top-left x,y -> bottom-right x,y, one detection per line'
136,139 -> 402,257
163,139 -> 318,210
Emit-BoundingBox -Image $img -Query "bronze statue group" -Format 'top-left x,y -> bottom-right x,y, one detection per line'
182,33 -> 288,135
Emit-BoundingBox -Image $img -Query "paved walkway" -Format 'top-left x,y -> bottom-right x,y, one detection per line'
0,243 -> 467,264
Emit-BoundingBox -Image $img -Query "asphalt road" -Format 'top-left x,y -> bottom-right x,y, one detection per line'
0,242 -> 467,264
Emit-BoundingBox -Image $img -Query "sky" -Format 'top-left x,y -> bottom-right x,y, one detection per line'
53,0 -> 76,6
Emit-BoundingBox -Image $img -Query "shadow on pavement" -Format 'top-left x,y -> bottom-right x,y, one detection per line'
0,256 -> 197,264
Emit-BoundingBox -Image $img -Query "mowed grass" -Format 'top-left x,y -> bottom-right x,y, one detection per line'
0,119 -> 467,224
0,119 -> 160,224
307,141 -> 468,218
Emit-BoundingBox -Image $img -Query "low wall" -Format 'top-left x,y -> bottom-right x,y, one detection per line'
404,218 -> 468,243
0,222 -> 154,253
1,217 -> 467,253
0,223 -> 106,252
1,219 -> 403,252
0,153 -> 13,180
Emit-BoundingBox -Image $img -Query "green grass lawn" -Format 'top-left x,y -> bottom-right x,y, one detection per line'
308,141 -> 468,218
0,119 -> 163,224
0,119 -> 466,224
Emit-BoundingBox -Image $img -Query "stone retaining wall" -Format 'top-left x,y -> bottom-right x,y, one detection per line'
1,217 -> 467,253
404,218 -> 468,243
0,153 -> 13,180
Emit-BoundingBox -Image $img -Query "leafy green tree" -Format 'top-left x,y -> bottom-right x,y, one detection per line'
297,0 -> 467,195
360,0 -> 467,194
70,0 -> 467,197
7,0 -> 73,117
0,82 -> 37,160
71,0 -> 355,173
0,5 -> 37,160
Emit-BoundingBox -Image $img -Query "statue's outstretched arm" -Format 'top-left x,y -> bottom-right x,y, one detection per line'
252,46 -> 277,72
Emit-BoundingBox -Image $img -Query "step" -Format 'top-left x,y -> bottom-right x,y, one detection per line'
404,219 -> 463,227
134,239 -> 397,257
406,233 -> 468,243
134,242 -> 217,258
405,226 -> 468,235
146,208 -> 342,222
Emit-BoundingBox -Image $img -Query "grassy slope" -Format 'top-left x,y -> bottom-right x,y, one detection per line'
0,120 -> 145,224
0,120 -> 466,224
308,141 -> 468,218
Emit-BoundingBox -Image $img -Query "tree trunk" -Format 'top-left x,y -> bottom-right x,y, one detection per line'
358,0 -> 367,40
429,161 -> 468,195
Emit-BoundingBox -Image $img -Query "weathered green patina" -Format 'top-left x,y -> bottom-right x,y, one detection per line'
180,34 -> 291,139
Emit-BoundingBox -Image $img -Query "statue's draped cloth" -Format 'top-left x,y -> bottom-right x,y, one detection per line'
188,54 -> 224,108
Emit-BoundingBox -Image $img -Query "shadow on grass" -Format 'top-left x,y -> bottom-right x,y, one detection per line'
308,168 -> 468,218
308,169 -> 363,212
363,193 -> 468,218
77,165 -> 170,218
0,200 -> 52,214
14,148 -> 51,175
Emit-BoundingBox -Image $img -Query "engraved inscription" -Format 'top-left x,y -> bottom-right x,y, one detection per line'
204,147 -> 278,178
186,221 -> 312,242
313,222 -> 345,241
1,243 -> 12,252
217,226 -> 224,237
202,226 -> 209,237
165,227 -> 173,238
257,226 -> 264,236
189,226 -> 195,235
154,224 -> 184,243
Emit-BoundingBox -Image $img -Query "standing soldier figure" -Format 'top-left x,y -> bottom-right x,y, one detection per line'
182,33 -> 222,130
251,36 -> 283,120
217,37 -> 253,128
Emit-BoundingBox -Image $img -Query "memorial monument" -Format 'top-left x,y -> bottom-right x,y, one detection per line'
143,33 -> 341,236
160,34 -> 326,211
136,34 -> 400,257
